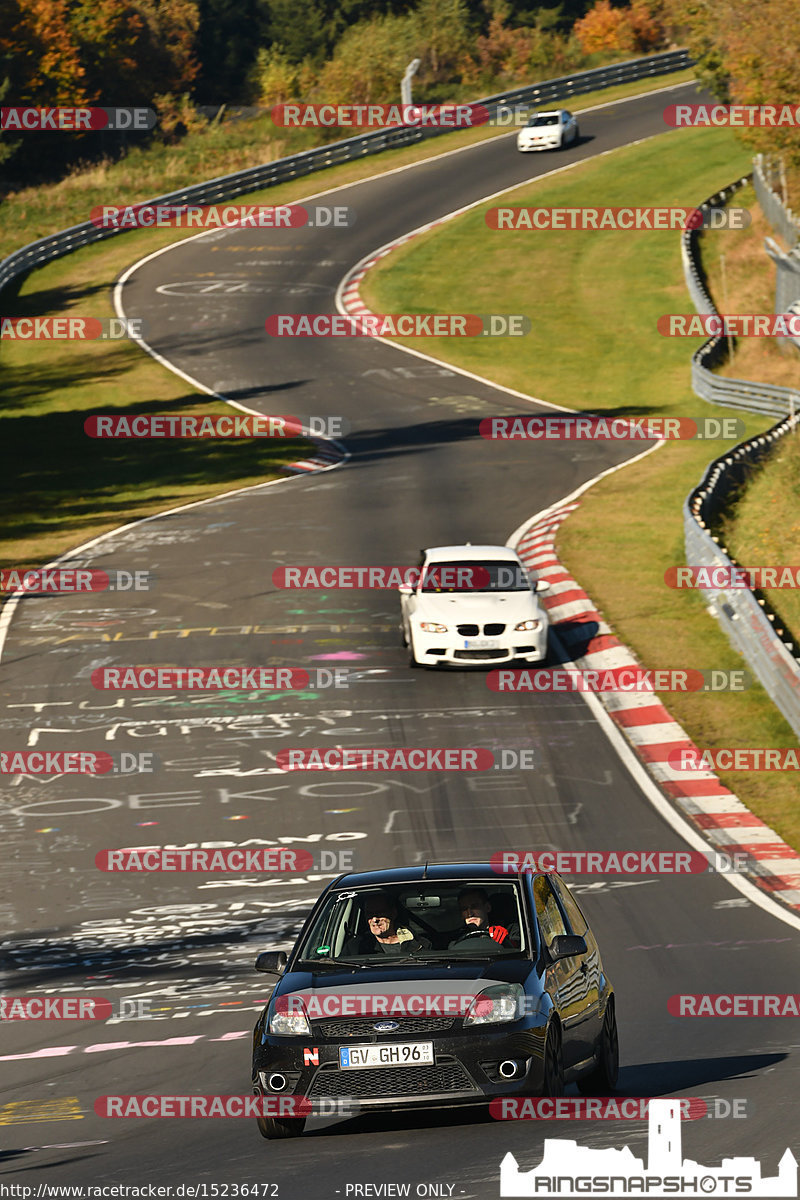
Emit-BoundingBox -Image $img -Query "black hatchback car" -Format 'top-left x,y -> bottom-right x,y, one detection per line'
251,863 -> 618,1138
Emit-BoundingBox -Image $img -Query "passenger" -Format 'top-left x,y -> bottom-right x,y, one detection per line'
448,887 -> 520,948
343,891 -> 430,956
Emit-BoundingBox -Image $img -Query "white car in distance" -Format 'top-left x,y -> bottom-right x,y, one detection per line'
516,109 -> 579,151
399,544 -> 550,668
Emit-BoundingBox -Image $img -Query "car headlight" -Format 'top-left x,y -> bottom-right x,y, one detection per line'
464,983 -> 524,1027
420,622 -> 448,633
514,619 -> 542,632
268,1000 -> 311,1036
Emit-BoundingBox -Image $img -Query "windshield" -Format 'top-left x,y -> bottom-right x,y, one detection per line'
420,561 -> 530,593
528,114 -> 560,126
294,881 -> 528,964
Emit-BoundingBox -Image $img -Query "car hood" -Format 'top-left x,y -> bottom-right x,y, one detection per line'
274,959 -> 534,999
412,593 -> 545,623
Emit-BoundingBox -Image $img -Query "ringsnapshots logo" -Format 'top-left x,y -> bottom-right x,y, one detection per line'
83,414 -> 347,438
486,207 -> 749,231
1,317 -> 145,340
480,416 -> 745,441
499,1098 -> 795,1197
90,204 -> 353,229
265,314 -> 529,338
1,107 -> 157,131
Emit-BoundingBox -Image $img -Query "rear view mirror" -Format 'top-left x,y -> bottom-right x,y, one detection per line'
255,951 -> 288,975
549,935 -> 587,961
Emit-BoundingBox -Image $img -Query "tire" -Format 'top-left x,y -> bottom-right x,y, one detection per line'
257,1115 -> 306,1139
542,1022 -> 564,1097
577,998 -> 619,1095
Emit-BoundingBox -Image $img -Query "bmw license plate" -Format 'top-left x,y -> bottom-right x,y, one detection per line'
339,1042 -> 434,1069
464,638 -> 501,649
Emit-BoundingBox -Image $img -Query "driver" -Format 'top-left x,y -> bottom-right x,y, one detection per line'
343,891 -> 430,956
448,887 -> 519,948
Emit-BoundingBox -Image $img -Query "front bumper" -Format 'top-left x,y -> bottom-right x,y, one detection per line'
516,137 -> 561,151
412,627 -> 548,666
253,1022 -> 547,1112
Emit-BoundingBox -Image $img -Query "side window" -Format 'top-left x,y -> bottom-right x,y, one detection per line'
533,876 -> 568,947
550,876 -> 588,936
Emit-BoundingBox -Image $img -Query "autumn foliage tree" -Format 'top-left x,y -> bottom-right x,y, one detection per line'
573,0 -> 664,55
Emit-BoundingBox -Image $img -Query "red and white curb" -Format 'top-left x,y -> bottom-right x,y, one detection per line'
515,504 -> 800,912
281,441 -> 345,474
340,219 -> 450,318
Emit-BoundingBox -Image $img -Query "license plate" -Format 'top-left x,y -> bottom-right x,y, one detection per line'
464,638 -> 501,649
339,1041 -> 434,1069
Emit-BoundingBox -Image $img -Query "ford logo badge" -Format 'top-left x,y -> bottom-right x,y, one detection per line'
373,1020 -> 400,1032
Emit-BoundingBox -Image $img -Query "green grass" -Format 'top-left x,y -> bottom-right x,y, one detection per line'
0,68 -> 695,580
362,124 -> 800,851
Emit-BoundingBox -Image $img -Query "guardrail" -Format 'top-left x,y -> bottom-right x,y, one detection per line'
682,181 -> 800,738
752,153 -> 800,248
684,414 -> 800,738
681,175 -> 800,417
0,49 -> 690,298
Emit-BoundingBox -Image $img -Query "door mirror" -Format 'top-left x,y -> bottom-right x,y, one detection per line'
535,579 -> 551,593
549,934 -> 587,961
398,584 -> 414,596
255,950 -> 288,975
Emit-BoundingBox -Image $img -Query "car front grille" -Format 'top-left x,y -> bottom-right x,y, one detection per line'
457,624 -> 480,636
316,1017 -> 455,1038
308,1061 -> 477,1098
484,623 -> 506,635
454,650 -> 508,660
456,623 -> 506,636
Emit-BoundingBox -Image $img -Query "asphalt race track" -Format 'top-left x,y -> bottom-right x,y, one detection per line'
2,79 -> 799,1197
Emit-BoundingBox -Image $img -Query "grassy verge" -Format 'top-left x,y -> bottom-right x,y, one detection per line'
0,69 -> 695,262
361,124 -> 800,851
0,69 -> 694,579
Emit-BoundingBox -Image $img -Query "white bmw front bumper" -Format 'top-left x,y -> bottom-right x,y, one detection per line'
411,624 -> 548,666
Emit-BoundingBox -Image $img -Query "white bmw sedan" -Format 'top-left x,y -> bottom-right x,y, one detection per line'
399,544 -> 550,668
516,109 -> 579,151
